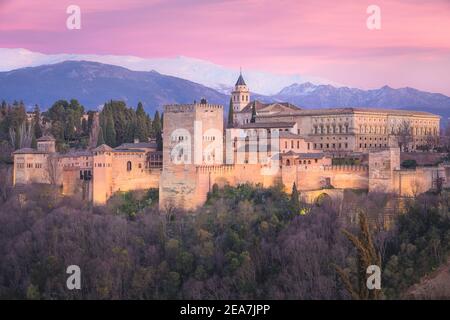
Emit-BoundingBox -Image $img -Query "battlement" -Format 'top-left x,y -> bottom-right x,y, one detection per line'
323,165 -> 368,172
164,103 -> 223,113
196,164 -> 235,173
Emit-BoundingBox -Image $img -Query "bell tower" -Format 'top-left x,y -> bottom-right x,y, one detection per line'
231,70 -> 250,112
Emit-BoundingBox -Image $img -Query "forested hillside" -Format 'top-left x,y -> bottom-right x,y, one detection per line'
0,184 -> 448,299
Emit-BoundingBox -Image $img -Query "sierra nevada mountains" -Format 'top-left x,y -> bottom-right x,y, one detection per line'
0,58 -> 449,120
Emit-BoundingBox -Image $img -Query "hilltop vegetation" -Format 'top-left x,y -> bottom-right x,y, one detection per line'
0,184 -> 449,299
0,99 -> 163,159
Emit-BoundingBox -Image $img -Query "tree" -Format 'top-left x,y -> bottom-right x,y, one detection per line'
46,154 -> 61,185
135,102 -> 148,142
152,111 -> 162,135
9,122 -> 33,150
31,134 -> 37,149
105,112 -> 116,147
97,127 -> 105,146
33,105 -> 42,139
397,120 -> 412,152
290,182 -> 300,214
250,103 -> 256,123
153,111 -> 163,151
45,99 -> 86,147
81,118 -> 88,136
0,165 -> 12,202
335,212 -> 383,300
227,98 -> 234,127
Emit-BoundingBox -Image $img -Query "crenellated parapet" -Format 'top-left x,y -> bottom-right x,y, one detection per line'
323,164 -> 368,172
196,164 -> 235,174
164,103 -> 223,113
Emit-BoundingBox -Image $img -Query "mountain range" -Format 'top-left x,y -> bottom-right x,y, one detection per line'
0,60 -> 449,121
0,48 -> 326,95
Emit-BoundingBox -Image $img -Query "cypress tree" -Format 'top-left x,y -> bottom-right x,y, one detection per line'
33,105 -> 42,139
250,103 -> 256,123
136,102 -> 148,142
290,182 -> 300,214
153,110 -> 163,150
153,111 -> 161,134
227,98 -> 234,127
97,126 -> 105,146
31,133 -> 37,149
105,112 -> 116,147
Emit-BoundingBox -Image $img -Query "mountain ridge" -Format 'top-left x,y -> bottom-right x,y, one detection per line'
0,60 -> 449,121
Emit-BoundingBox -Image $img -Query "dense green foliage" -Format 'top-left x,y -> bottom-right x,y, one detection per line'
383,193 -> 450,298
45,99 -> 87,150
0,100 -> 27,152
99,100 -> 162,148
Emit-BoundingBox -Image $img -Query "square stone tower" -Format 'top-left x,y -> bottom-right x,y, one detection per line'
92,144 -> 114,205
160,99 -> 224,210
368,147 -> 401,193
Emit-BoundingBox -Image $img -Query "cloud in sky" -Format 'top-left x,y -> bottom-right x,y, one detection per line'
0,0 -> 449,94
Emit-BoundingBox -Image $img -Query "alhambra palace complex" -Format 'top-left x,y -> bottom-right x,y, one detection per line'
12,74 -> 448,209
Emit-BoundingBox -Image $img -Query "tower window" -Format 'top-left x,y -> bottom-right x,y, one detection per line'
127,161 -> 132,171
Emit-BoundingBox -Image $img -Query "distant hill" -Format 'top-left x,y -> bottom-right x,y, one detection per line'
0,60 -> 229,114
1,60 -> 450,122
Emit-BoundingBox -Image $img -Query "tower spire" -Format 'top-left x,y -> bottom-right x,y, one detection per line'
231,69 -> 250,112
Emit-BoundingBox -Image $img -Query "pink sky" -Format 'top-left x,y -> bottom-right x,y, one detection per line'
1,0 -> 450,94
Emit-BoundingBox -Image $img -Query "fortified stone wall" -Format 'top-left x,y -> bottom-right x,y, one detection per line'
325,165 -> 369,190
13,153 -> 51,185
110,152 -> 159,193
282,164 -> 369,193
62,168 -> 93,201
159,165 -> 199,210
393,167 -> 445,197
195,164 -> 281,206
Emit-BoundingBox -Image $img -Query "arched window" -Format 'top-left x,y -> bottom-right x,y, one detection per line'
127,161 -> 132,171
